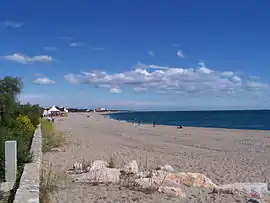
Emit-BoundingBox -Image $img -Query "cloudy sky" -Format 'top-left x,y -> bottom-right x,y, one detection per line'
1,1 -> 270,110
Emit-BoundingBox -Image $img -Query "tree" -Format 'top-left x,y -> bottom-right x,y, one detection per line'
0,77 -> 22,125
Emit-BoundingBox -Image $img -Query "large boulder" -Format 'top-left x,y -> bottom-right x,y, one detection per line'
134,177 -> 162,188
90,160 -> 109,171
218,182 -> 270,202
158,186 -> 186,197
69,161 -> 91,174
138,170 -> 217,189
69,161 -> 89,174
134,177 -> 186,197
166,172 -> 218,188
123,160 -> 139,174
161,164 -> 175,172
74,167 -> 120,184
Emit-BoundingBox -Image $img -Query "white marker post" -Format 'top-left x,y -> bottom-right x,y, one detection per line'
5,140 -> 17,189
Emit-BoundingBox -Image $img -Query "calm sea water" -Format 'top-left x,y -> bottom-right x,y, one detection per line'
109,110 -> 270,130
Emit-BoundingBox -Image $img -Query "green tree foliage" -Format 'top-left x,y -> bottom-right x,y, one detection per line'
0,77 -> 22,125
0,76 -> 42,181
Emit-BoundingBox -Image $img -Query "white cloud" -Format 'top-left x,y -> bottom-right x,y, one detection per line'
232,75 -> 241,83
198,61 -> 206,68
0,20 -> 23,28
109,87 -> 122,94
176,50 -> 184,58
149,64 -> 169,70
70,42 -> 83,47
44,47 -> 57,51
246,81 -> 268,89
221,71 -> 234,77
33,77 -> 56,85
2,53 -> 53,64
70,42 -> 104,50
196,61 -> 214,74
148,51 -> 154,56
64,62 -> 269,96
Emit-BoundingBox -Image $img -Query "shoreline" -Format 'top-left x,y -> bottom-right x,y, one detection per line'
103,112 -> 270,132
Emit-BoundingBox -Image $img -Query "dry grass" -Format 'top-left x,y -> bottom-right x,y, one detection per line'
40,164 -> 58,203
123,181 -> 158,195
120,171 -> 159,195
40,119 -> 65,152
81,159 -> 91,172
119,148 -> 167,195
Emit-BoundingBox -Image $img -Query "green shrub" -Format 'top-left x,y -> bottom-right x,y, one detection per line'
16,115 -> 35,135
0,76 -> 42,183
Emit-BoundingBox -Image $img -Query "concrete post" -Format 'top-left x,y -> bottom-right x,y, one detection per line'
5,141 -> 17,184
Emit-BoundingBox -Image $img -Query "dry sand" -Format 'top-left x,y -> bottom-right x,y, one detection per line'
43,113 -> 270,203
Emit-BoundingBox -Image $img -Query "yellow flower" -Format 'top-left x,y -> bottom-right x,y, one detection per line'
16,115 -> 35,135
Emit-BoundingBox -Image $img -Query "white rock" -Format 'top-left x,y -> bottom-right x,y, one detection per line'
137,170 -> 168,179
158,186 -> 186,197
161,164 -> 175,172
134,177 -> 162,188
134,177 -> 186,198
51,147 -> 62,152
137,171 -> 151,178
74,168 -> 120,184
123,160 -> 139,174
166,172 -> 218,188
90,160 -> 109,171
219,182 -> 270,201
72,161 -> 83,170
70,161 -> 91,174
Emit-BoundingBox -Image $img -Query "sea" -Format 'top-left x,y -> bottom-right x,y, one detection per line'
108,110 -> 270,130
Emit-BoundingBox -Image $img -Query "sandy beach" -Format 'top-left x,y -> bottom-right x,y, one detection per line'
43,113 -> 270,203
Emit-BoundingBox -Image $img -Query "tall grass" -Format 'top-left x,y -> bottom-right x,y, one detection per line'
40,164 -> 58,203
40,119 -> 66,202
40,119 -> 64,152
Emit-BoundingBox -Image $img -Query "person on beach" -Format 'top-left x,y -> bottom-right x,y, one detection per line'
153,121 -> 156,127
138,120 -> 140,126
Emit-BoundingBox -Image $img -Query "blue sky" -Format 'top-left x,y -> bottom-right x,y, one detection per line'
1,0 -> 270,110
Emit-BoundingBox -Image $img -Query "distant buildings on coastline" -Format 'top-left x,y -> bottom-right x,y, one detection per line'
42,105 -> 122,114
94,107 -> 107,112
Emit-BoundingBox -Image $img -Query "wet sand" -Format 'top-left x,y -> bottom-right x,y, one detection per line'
43,113 -> 270,203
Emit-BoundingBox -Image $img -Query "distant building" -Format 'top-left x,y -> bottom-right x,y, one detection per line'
95,107 -> 107,112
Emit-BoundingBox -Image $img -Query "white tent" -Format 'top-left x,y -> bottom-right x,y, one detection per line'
64,108 -> 68,113
48,105 -> 60,113
43,109 -> 48,116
